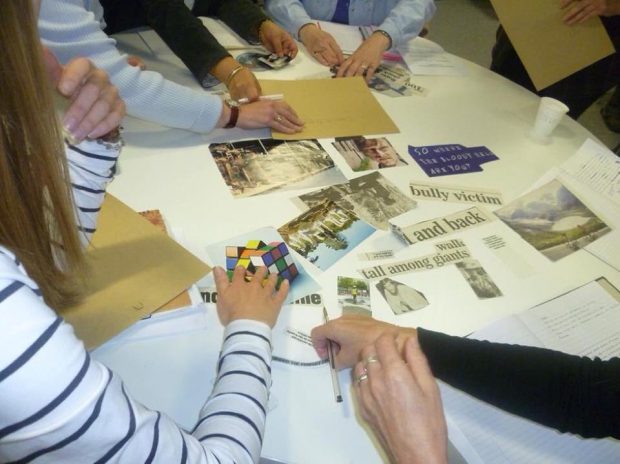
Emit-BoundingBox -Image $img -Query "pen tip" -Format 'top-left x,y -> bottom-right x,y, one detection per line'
336,395 -> 343,403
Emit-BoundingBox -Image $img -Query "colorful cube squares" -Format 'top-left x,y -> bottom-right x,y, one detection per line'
224,239 -> 299,284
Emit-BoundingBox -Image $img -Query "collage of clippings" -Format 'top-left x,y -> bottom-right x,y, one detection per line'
204,134 -> 615,362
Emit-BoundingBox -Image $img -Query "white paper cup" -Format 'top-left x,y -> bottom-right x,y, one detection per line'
529,97 -> 569,143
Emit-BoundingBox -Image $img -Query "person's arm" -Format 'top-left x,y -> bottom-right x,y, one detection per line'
140,0 -> 234,85
265,0 -> 318,38
201,0 -> 269,43
417,328 -> 620,439
0,267 -> 277,462
0,266 -> 287,463
39,0 -> 223,133
333,0 -> 435,80
353,334 -> 448,464
560,0 -> 620,25
373,0 -> 435,48
210,0 -> 299,60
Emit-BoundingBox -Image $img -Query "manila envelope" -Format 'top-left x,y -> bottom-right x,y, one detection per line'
261,77 -> 399,140
490,0 -> 615,90
59,194 -> 211,349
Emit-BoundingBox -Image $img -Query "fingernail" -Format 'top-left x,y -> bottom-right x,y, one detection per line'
63,116 -> 78,133
73,128 -> 87,142
59,80 -> 75,95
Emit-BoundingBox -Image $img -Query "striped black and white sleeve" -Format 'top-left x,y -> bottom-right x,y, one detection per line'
0,254 -> 274,464
65,137 -> 121,245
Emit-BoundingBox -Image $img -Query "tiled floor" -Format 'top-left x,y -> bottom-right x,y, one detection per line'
426,0 -> 620,152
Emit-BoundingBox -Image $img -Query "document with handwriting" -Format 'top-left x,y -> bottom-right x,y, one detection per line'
443,279 -> 620,463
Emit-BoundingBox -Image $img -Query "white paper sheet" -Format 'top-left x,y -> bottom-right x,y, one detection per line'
443,280 -> 620,463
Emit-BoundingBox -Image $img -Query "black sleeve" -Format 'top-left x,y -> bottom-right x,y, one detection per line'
141,0 -> 232,83
193,0 -> 269,44
417,328 -> 620,439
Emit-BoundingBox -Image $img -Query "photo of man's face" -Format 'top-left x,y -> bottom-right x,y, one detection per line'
361,138 -> 399,168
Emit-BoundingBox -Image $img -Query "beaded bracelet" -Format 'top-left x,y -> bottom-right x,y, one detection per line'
224,65 -> 244,87
373,29 -> 393,50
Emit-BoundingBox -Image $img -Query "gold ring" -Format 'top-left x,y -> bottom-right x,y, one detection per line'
365,355 -> 379,366
356,373 -> 368,385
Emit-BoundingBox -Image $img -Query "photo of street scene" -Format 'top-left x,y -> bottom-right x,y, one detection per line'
296,172 -> 416,230
455,259 -> 502,299
278,200 -> 375,270
208,138 -> 346,197
337,276 -> 371,317
494,179 -> 611,261
333,136 -> 408,171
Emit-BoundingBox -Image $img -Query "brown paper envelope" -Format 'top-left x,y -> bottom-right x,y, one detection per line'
138,209 -> 192,313
59,194 -> 211,349
261,77 -> 399,140
490,0 -> 615,90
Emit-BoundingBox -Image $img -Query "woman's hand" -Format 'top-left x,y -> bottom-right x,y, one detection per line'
260,20 -> 298,59
560,0 -> 619,25
336,32 -> 389,82
311,315 -> 412,369
237,100 -> 304,133
228,67 -> 262,102
299,24 -> 344,66
44,48 -> 125,142
213,266 -> 289,328
353,334 -> 448,464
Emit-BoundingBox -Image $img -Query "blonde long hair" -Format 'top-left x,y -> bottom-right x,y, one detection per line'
0,0 -> 86,308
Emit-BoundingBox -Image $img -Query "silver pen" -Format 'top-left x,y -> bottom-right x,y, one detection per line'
323,307 -> 343,403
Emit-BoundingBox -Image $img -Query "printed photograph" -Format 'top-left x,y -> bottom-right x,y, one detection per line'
278,200 -> 375,271
332,136 -> 408,171
237,52 -> 291,70
296,171 -> 416,230
455,259 -> 502,299
494,179 -> 611,261
368,63 -> 423,97
375,278 -> 429,315
208,138 -> 346,198
337,276 -> 371,317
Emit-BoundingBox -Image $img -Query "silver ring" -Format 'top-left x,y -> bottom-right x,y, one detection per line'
360,64 -> 369,70
275,114 -> 283,123
313,49 -> 326,55
365,355 -> 379,366
356,373 -> 368,385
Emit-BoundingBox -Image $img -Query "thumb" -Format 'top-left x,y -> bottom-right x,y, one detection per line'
213,266 -> 230,294
311,322 -> 338,358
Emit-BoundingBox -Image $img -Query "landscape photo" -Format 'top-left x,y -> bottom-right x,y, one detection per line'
278,200 -> 375,271
494,179 -> 611,261
208,138 -> 346,197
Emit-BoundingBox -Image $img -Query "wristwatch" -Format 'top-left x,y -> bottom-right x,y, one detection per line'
224,98 -> 240,129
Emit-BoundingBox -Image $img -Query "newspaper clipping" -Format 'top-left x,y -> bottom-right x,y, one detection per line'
409,181 -> 503,206
390,206 -> 495,245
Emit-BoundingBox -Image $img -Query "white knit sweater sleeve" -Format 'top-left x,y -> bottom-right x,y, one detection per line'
38,0 -> 223,133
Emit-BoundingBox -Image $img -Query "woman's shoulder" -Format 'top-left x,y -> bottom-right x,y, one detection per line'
0,246 -> 43,296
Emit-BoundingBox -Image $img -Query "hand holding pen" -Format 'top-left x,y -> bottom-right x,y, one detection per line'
322,307 -> 343,403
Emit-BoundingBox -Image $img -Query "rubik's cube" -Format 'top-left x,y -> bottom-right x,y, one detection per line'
226,240 -> 299,286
